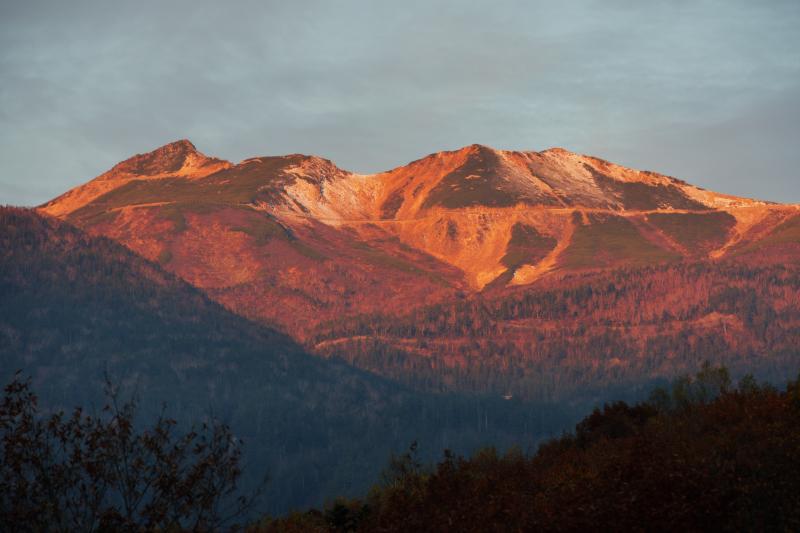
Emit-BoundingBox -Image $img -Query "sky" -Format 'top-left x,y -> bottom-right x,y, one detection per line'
1,0 -> 798,205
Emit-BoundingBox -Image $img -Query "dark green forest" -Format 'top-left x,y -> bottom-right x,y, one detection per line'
259,368 -> 800,532
5,362 -> 798,531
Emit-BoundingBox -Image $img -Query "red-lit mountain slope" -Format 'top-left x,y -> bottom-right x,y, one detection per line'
40,141 -> 799,333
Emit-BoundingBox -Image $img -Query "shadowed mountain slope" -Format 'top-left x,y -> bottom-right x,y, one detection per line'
0,207 -> 573,513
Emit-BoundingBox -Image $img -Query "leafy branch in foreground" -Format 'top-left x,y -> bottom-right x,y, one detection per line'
0,373 -> 264,532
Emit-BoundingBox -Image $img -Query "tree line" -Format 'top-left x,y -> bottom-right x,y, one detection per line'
259,365 -> 800,532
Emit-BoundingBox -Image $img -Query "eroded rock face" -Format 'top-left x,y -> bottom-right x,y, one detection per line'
39,140 -> 799,336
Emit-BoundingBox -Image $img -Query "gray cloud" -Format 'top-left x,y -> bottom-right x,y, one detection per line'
1,0 -> 798,205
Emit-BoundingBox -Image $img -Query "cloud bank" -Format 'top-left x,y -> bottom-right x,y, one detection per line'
1,0 -> 798,204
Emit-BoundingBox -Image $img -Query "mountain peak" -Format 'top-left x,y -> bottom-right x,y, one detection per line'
39,140 -> 232,217
441,143 -> 502,159
540,146 -> 574,156
100,139 -> 232,181
162,138 -> 197,151
163,139 -> 199,157
463,143 -> 497,152
111,139 -> 201,176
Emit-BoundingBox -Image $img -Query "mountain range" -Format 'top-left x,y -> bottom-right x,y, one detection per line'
37,140 -> 800,398
4,139 -> 798,511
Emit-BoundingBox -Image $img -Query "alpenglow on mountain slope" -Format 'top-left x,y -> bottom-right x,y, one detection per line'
41,141 -> 799,319
39,141 -> 800,399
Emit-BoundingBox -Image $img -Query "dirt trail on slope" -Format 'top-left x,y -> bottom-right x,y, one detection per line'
631,216 -> 691,257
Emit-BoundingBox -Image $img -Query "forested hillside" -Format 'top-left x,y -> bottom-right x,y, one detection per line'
0,207 -> 578,513
312,260 -> 800,401
261,368 -> 800,532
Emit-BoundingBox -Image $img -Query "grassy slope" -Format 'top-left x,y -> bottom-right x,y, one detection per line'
646,211 -> 736,252
560,213 -> 681,269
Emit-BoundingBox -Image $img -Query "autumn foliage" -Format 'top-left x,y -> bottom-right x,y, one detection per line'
261,367 -> 800,531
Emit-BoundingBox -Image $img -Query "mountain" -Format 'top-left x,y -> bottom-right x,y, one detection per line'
41,141 -> 466,336
0,207 -> 572,513
39,141 -> 800,397
41,140 -> 232,218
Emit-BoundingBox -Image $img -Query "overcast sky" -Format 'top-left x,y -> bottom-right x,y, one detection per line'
1,0 -> 798,205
